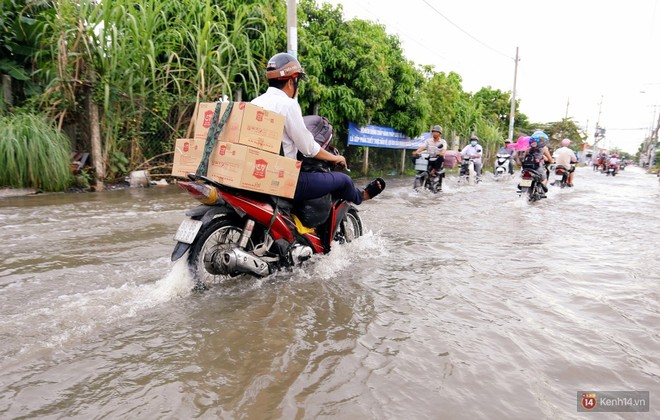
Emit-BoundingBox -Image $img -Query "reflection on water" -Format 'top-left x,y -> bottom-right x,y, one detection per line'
1,167 -> 658,419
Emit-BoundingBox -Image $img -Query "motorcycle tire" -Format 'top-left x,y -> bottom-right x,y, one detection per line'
334,207 -> 363,243
431,175 -> 443,193
413,173 -> 427,191
528,182 -> 541,202
187,217 -> 250,288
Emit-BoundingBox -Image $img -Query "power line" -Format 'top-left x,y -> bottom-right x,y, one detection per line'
342,0 -> 452,64
419,0 -> 514,60
336,0 -> 513,68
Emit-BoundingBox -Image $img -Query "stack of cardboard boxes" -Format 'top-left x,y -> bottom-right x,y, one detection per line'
172,102 -> 301,198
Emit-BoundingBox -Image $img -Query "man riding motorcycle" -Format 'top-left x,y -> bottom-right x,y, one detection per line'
607,154 -> 620,174
552,138 -> 578,187
251,53 -> 385,204
496,138 -> 515,174
460,135 -> 483,179
412,125 -> 447,178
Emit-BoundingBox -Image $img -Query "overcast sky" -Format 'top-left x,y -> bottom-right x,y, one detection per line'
320,0 -> 660,153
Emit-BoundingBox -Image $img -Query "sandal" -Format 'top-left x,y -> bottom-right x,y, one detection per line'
364,177 -> 386,199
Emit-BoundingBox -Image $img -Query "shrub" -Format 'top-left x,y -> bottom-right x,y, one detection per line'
0,113 -> 73,191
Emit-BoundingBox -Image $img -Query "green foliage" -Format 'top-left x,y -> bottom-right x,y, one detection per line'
540,118 -> 586,150
0,0 -> 51,105
472,87 -> 512,134
108,150 -> 129,181
2,0 -> 539,180
0,112 -> 73,190
422,70 -> 465,133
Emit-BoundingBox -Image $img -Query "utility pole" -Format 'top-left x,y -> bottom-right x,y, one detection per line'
651,109 -> 660,167
565,97 -> 570,120
593,95 -> 604,152
287,0 -> 297,58
507,47 -> 519,141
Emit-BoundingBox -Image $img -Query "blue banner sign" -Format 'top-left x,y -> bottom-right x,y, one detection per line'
347,122 -> 429,150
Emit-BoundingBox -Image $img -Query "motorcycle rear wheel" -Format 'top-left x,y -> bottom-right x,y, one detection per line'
187,217 -> 253,288
528,182 -> 543,202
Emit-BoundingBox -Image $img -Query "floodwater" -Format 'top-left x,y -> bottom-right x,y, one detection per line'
1,166 -> 658,419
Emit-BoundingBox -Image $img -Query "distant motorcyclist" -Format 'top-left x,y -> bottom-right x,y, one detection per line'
597,152 -> 608,171
497,138 -> 515,174
460,135 -> 483,178
553,138 -> 578,187
412,125 -> 447,177
521,131 -> 553,195
608,154 -> 620,172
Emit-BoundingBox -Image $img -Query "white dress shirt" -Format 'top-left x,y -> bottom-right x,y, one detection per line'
251,87 -> 320,159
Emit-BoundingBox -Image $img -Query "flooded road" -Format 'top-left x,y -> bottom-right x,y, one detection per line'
1,166 -> 658,419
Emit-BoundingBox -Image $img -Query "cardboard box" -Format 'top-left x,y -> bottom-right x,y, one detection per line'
171,138 -> 205,178
206,142 -> 300,198
274,155 -> 302,198
193,102 -> 220,141
205,141 -> 247,188
193,102 -> 284,154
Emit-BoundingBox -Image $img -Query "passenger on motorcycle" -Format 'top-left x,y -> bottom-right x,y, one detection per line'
412,125 -> 447,177
608,154 -> 620,170
460,135 -> 483,178
521,131 -> 553,194
497,138 -> 516,174
553,138 -> 578,187
597,152 -> 608,171
251,53 -> 385,204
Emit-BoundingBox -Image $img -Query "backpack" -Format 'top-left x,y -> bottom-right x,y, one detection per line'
297,115 -> 335,173
522,149 -> 542,170
292,115 -> 335,227
303,115 -> 333,150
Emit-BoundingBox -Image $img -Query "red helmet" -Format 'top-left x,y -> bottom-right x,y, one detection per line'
266,53 -> 306,81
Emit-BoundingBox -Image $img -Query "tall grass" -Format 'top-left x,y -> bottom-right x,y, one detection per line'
0,113 -> 72,191
38,0 -> 272,174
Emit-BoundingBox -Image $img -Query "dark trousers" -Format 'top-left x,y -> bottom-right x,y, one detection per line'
429,156 -> 444,172
294,171 -> 363,204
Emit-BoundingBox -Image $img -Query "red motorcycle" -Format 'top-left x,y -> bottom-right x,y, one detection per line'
606,163 -> 618,176
171,174 -> 363,289
171,115 -> 364,289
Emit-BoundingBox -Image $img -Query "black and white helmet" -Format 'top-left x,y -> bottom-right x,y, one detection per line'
266,53 -> 306,81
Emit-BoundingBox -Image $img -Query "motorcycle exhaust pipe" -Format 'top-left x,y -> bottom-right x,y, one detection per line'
220,248 -> 270,277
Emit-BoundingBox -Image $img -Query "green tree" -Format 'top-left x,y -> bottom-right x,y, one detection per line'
541,118 -> 586,150
297,0 -> 431,171
0,0 -> 52,109
421,68 -> 464,137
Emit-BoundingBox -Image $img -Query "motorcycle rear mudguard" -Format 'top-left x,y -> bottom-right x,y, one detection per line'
171,205 -> 234,262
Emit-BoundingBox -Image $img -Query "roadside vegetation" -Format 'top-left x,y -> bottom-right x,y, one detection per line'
0,113 -> 72,191
1,0 -> 635,191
